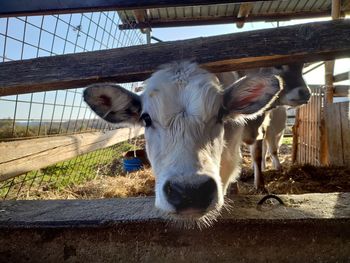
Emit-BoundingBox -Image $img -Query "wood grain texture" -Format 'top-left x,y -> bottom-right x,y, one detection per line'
326,103 -> 343,165
1,20 -> 350,96
0,193 -> 349,228
0,127 -> 144,181
334,71 -> 350,83
118,11 -> 331,29
340,102 -> 350,167
0,0 -> 273,17
325,102 -> 350,166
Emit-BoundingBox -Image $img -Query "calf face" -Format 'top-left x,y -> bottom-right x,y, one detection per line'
83,61 -> 283,223
262,64 -> 311,107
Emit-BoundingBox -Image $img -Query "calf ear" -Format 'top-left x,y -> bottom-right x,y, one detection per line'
223,74 -> 283,117
83,83 -> 142,124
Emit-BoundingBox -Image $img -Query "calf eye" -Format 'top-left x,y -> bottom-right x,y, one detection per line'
140,113 -> 152,127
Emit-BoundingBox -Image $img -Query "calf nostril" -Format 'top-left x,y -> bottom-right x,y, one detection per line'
164,181 -> 186,208
164,178 -> 217,212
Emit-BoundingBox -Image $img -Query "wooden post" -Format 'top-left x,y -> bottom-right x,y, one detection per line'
321,0 -> 342,164
331,0 -> 342,20
146,28 -> 151,44
325,61 -> 335,104
325,0 -> 342,103
292,108 -> 299,163
320,89 -> 329,165
236,3 -> 253,28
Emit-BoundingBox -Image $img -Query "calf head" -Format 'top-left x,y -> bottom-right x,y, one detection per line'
261,63 -> 311,107
84,61 -> 283,225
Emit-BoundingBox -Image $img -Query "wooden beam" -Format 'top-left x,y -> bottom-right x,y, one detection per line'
119,11 -> 332,29
0,193 -> 350,261
236,3 -> 254,28
0,0 -> 278,18
334,85 -> 350,97
1,192 -> 350,225
1,20 -> 350,96
0,127 -> 143,181
334,71 -> 350,83
332,0 -> 342,19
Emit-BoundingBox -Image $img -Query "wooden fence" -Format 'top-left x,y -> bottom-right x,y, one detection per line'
294,85 -> 350,167
293,87 -> 324,166
0,127 -> 143,182
325,101 -> 350,166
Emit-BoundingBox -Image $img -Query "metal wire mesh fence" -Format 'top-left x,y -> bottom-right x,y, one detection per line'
0,143 -> 120,200
0,12 -> 144,141
0,11 -> 145,199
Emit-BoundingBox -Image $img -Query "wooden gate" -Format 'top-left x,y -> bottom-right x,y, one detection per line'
293,86 -> 350,167
325,101 -> 350,166
293,87 -> 324,166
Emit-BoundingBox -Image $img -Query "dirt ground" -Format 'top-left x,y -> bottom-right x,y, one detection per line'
238,144 -> 350,195
67,142 -> 350,199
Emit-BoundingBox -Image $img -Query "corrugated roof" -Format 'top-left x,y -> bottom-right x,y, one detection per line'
118,0 -> 350,29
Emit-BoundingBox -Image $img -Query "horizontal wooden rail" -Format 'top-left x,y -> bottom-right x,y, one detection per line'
334,85 -> 350,97
334,71 -> 350,83
0,0 -> 274,17
0,193 -> 349,262
118,11 -> 331,29
1,20 -> 350,96
0,127 -> 144,181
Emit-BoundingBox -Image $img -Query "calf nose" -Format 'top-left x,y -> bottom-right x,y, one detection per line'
164,178 -> 217,212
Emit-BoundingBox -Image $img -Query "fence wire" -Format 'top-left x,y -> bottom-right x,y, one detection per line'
0,11 -> 145,200
0,12 -> 144,141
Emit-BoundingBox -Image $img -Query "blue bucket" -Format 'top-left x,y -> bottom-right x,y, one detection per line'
123,157 -> 143,172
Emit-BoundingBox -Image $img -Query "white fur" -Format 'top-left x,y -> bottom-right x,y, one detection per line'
262,106 -> 287,171
85,61 -> 283,226
141,62 -> 227,214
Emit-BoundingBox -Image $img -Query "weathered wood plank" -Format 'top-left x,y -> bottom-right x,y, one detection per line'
1,20 -> 350,96
326,103 -> 344,166
0,127 -> 144,181
340,102 -> 350,167
0,193 -> 349,227
334,71 -> 350,83
0,193 -> 349,262
0,0 -> 275,17
334,85 -> 350,97
325,60 -> 335,103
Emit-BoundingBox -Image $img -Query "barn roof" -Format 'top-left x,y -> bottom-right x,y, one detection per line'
118,0 -> 350,29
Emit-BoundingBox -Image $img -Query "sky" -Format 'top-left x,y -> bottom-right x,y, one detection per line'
0,14 -> 349,121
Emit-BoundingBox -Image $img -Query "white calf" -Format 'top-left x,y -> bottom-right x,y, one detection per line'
84,61 -> 282,225
217,64 -> 310,191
